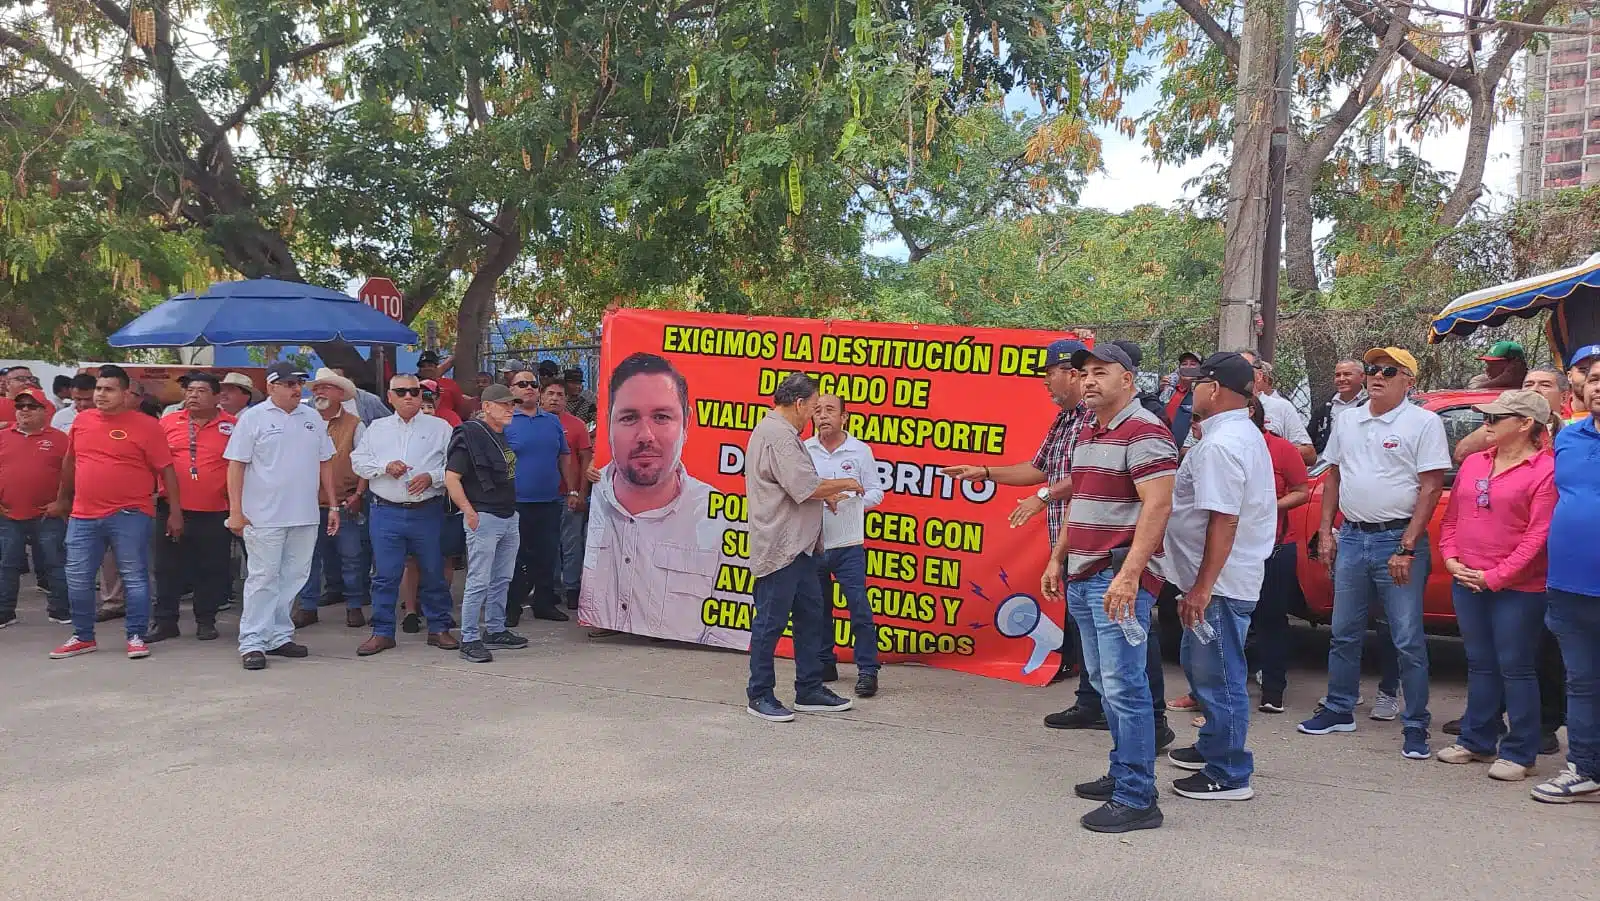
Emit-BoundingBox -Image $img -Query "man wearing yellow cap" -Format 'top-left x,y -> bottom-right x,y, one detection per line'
1299,347 -> 1450,761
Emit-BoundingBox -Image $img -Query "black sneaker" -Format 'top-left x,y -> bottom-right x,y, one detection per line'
144,621 -> 180,643
1172,772 -> 1254,800
1259,692 -> 1285,714
401,612 -> 423,634
565,589 -> 580,611
47,611 -> 72,625
1155,718 -> 1176,751
1541,732 -> 1561,756
216,600 -> 234,613
855,673 -> 878,698
241,651 -> 267,670
1168,745 -> 1206,771
747,696 -> 795,723
459,640 -> 493,664
1443,717 -> 1462,736
794,688 -> 853,713
1073,774 -> 1115,802
820,662 -> 840,683
0,611 -> 15,629
1044,705 -> 1109,730
195,623 -> 219,641
1080,800 -> 1162,833
265,641 -> 309,658
484,630 -> 529,649
531,606 -> 569,622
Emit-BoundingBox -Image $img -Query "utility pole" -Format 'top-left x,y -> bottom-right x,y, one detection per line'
1257,0 -> 1296,363
1219,0 -> 1285,352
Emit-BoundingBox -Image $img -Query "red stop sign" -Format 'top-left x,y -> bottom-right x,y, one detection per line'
358,277 -> 404,321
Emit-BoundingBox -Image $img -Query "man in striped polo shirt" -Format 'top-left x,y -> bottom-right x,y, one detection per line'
1043,342 -> 1178,834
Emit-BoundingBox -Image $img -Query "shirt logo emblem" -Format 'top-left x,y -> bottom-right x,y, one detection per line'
304,422 -> 315,430
1382,435 -> 1401,449
38,439 -> 54,450
218,422 -> 234,435
108,429 -> 128,440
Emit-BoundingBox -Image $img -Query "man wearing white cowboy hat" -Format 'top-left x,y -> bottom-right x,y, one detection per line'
218,372 -> 262,416
294,368 -> 370,629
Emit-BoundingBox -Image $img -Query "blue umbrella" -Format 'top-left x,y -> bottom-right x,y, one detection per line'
108,278 -> 419,347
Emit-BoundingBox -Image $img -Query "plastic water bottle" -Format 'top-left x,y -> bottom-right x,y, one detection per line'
1190,619 -> 1217,645
1118,616 -> 1147,647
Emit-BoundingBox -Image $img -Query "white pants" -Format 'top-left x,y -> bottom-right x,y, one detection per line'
239,524 -> 318,654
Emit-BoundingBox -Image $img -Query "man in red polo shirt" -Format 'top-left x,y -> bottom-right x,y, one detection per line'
148,372 -> 236,643
0,387 -> 71,627
538,379 -> 594,609
48,364 -> 184,660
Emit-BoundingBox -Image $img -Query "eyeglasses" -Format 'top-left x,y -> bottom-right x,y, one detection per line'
273,379 -> 302,388
512,380 -> 537,388
13,403 -> 43,412
1485,412 -> 1523,425
391,387 -> 422,397
1476,477 -> 1491,510
1364,364 -> 1403,377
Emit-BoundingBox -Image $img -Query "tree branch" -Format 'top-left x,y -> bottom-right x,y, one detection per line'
1303,18 -> 1407,166
445,200 -> 511,238
0,26 -> 111,114
201,36 -> 349,159
1341,0 -> 1475,92
1173,0 -> 1240,68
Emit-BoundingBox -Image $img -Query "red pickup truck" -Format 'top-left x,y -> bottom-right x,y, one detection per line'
1290,389 -> 1504,632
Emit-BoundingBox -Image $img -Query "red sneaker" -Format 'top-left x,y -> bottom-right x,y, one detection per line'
126,636 -> 150,659
49,636 -> 98,659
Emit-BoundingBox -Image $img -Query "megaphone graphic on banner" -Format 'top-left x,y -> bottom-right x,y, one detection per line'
994,593 -> 1064,676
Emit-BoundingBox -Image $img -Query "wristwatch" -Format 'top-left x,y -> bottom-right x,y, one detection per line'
1394,546 -> 1416,557
567,491 -> 581,499
1036,487 -> 1051,502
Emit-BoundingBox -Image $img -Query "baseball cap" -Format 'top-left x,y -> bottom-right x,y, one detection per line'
481,384 -> 517,405
1479,340 -> 1525,362
1110,339 -> 1143,369
1475,389 -> 1552,424
1180,352 -> 1255,396
1041,338 -> 1087,371
1071,343 -> 1136,372
11,387 -> 49,407
1178,350 -> 1201,365
1363,346 -> 1419,376
417,350 -> 441,366
563,367 -> 584,383
538,359 -> 560,376
1568,344 -> 1600,369
178,371 -> 221,391
265,362 -> 308,384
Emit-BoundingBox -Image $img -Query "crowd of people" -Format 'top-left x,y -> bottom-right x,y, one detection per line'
2,333 -> 1599,835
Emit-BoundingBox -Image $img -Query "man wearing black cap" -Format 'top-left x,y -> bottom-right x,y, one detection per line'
1158,353 -> 1277,801
416,351 -> 466,421
149,372 -> 237,642
564,367 -> 597,424
1043,341 -> 1178,833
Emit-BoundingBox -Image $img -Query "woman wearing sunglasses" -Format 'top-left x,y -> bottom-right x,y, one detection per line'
1437,389 -> 1557,780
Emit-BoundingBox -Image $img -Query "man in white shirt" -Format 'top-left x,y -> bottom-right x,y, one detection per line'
224,363 -> 337,671
51,373 -> 95,433
1299,346 -> 1449,761
1311,359 -> 1368,453
1240,352 -> 1315,465
1157,353 -> 1277,801
350,374 -> 458,656
805,393 -> 889,698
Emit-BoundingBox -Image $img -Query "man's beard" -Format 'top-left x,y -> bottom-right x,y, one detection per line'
313,395 -> 334,411
617,436 -> 683,489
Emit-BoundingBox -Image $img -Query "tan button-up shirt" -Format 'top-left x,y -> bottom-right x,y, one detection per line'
745,408 -> 823,578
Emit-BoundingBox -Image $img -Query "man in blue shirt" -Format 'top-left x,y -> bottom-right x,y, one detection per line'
1538,351 -> 1600,804
504,369 -> 578,625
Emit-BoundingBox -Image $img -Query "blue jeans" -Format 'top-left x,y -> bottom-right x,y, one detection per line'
817,545 -> 878,675
747,552 -> 829,702
66,510 -> 152,640
1181,594 -> 1257,787
461,512 -> 520,642
1325,527 -> 1431,729
1547,589 -> 1600,781
557,506 -> 586,594
1,516 -> 67,616
1067,569 -> 1156,809
298,508 -> 370,611
1452,586 -> 1544,766
368,500 -> 454,638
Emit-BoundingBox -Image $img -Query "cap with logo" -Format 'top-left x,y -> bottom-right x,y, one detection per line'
1568,344 -> 1600,369
1179,352 -> 1255,396
265,362 -> 309,384
1479,340 -> 1525,362
11,387 -> 50,407
1040,338 -> 1087,371
1363,346 -> 1419,376
417,351 -> 442,366
1071,343 -> 1136,373
1475,389 -> 1552,425
480,384 -> 517,405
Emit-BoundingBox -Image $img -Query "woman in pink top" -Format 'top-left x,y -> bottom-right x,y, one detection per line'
1438,390 -> 1558,780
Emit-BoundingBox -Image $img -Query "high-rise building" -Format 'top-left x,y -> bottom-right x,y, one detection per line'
1520,17 -> 1600,199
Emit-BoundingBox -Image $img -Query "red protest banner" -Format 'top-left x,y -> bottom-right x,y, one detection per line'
580,308 -> 1088,684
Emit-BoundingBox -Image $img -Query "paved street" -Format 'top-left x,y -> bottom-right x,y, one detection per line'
1,584 -> 1595,901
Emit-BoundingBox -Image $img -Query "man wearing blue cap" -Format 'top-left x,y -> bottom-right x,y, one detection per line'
1565,344 -> 1600,426
943,339 -> 1173,750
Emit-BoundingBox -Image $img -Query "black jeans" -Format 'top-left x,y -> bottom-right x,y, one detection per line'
509,501 -> 563,613
1249,542 -> 1298,697
153,503 -> 231,627
1073,583 -> 1168,721
1539,626 -> 1567,734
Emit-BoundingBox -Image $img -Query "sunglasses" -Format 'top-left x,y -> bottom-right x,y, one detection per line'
13,403 -> 43,411
512,380 -> 537,388
1484,412 -> 1523,425
1364,364 -> 1403,377
391,387 -> 422,397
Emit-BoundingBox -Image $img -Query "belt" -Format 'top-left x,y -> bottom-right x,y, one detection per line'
1345,518 -> 1411,533
372,496 -> 441,510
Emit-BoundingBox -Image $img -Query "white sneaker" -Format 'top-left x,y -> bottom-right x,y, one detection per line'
1531,763 -> 1600,803
1437,744 -> 1492,765
1369,691 -> 1401,721
1489,759 -> 1533,781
